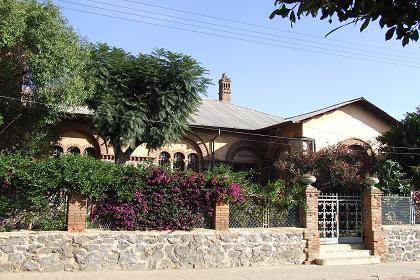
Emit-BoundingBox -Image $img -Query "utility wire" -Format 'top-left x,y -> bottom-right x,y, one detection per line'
59,6 -> 420,69
382,152 -> 420,156
116,0 -> 420,56
384,146 -> 420,150
0,113 -> 22,135
65,0 -> 420,62
58,1 -> 420,65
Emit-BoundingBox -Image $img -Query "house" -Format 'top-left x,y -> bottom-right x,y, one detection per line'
55,74 -> 398,173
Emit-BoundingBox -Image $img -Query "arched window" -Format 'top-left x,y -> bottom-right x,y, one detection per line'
173,152 -> 185,171
84,147 -> 97,158
50,145 -> 63,157
158,152 -> 170,167
187,153 -> 199,172
347,144 -> 370,162
232,148 -> 258,172
67,146 -> 81,154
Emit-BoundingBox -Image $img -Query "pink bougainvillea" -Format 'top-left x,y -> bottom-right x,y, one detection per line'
92,167 -> 245,230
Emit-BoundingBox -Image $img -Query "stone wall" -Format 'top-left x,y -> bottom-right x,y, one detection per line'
384,225 -> 420,262
0,228 -> 305,272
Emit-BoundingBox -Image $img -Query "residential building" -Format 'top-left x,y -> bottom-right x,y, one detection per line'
55,74 -> 397,173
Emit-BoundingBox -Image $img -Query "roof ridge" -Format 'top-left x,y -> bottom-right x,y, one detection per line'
285,97 -> 365,120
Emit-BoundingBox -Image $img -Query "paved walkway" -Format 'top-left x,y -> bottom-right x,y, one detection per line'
2,262 -> 420,280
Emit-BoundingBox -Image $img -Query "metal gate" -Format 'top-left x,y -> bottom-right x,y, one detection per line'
318,193 -> 363,244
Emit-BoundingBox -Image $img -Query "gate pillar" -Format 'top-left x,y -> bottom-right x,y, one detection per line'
362,186 -> 386,260
303,182 -> 320,264
67,194 -> 87,232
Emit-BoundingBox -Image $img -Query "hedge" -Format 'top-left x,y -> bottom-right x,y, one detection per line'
0,153 -> 249,231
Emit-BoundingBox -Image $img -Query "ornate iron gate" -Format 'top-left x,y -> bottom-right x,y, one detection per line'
318,194 -> 363,244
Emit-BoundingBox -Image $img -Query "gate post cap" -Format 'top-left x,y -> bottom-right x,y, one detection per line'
301,174 -> 316,186
364,176 -> 379,188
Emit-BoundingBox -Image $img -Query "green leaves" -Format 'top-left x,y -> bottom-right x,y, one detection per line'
88,44 -> 211,164
0,153 -> 149,231
378,107 -> 420,186
385,27 -> 397,40
360,18 -> 370,32
269,4 -> 291,19
0,0 -> 92,154
375,159 -> 411,195
270,0 -> 420,46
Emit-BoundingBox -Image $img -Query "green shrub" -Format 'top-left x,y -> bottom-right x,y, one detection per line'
0,154 -> 251,231
374,159 -> 411,195
0,153 -> 133,230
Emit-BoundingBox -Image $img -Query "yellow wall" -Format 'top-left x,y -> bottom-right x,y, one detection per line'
59,131 -> 97,154
302,104 -> 391,151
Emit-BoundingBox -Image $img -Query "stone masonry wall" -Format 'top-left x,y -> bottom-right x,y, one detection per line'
384,225 -> 420,262
0,228 -> 305,272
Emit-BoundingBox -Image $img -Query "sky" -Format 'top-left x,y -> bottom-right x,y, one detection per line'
57,0 -> 420,120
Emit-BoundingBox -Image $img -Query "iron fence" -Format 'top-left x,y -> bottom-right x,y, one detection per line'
382,194 -> 416,225
229,201 -> 301,228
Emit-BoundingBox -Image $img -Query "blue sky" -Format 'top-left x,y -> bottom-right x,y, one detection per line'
57,0 -> 420,120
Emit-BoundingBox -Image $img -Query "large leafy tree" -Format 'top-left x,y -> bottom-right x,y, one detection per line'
270,0 -> 420,46
378,107 -> 420,186
88,44 -> 211,164
0,0 -> 92,154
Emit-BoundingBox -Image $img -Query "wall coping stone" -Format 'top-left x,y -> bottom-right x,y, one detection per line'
383,225 -> 420,230
0,227 -> 305,238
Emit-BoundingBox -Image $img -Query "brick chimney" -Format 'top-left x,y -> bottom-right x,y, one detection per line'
218,73 -> 231,103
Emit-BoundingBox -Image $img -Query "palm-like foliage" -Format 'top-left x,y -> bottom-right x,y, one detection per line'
88,44 -> 211,164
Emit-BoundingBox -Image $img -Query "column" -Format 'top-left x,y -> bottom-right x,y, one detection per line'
67,194 -> 87,232
362,180 -> 386,260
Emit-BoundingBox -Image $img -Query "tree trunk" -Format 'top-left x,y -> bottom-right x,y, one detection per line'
114,146 -> 135,165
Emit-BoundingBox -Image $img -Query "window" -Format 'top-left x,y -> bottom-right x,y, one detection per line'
67,146 -> 80,154
158,152 -> 170,167
173,152 -> 185,171
187,153 -> 199,172
84,147 -> 97,158
50,145 -> 63,157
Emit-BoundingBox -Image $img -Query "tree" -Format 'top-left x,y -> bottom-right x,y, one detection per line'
0,0 -> 92,154
374,159 -> 411,195
270,0 -> 420,46
88,44 -> 211,164
274,144 -> 376,193
378,107 -> 420,186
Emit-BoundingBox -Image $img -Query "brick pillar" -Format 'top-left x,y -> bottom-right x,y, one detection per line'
362,187 -> 386,260
67,194 -> 87,232
213,201 -> 229,231
303,186 -> 320,264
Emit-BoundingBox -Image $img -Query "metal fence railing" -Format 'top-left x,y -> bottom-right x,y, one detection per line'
382,194 -> 416,225
85,203 -> 112,230
229,201 -> 301,228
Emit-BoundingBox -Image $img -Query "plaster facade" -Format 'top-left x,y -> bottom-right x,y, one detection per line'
54,75 -> 396,172
302,104 -> 391,151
